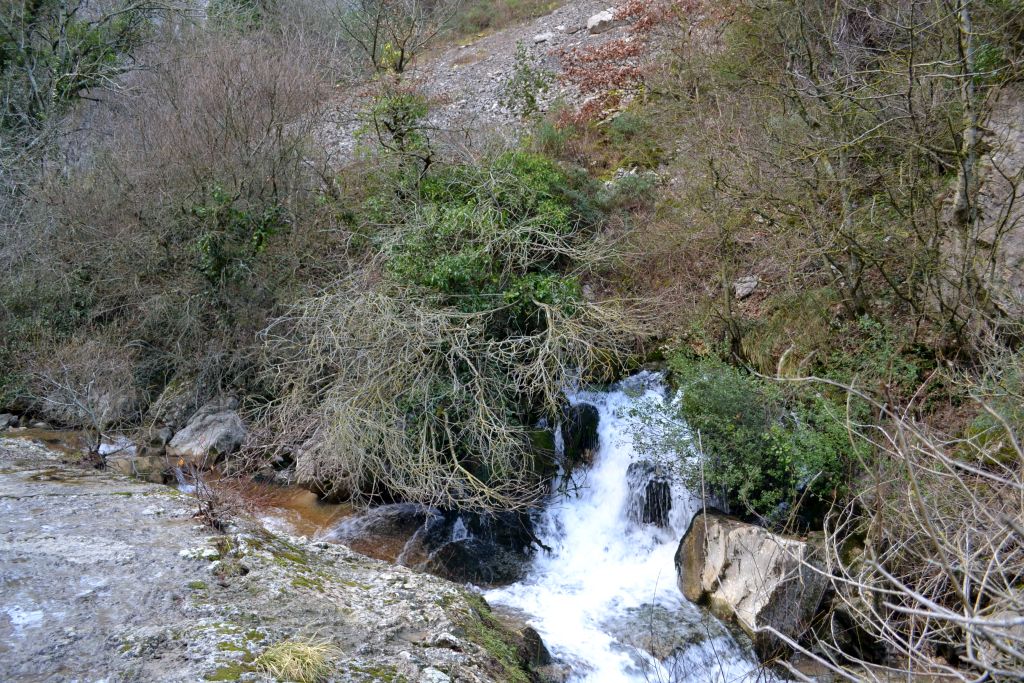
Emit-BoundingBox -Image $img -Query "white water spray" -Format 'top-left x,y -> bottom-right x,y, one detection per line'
486,373 -> 769,682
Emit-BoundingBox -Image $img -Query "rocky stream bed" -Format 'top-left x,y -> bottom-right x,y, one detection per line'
0,438 -> 545,683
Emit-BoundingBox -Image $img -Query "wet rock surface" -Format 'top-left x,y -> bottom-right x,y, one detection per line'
625,461 -> 673,528
0,438 -> 536,682
329,504 -> 535,586
602,602 -> 733,666
560,402 -> 600,468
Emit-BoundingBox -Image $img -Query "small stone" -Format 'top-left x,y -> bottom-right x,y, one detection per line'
733,275 -> 760,300
429,632 -> 464,650
420,668 -> 451,683
533,31 -> 555,44
178,546 -> 220,561
587,9 -> 624,35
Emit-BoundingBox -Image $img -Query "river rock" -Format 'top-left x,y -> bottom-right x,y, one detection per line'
107,452 -> 169,483
329,504 -> 535,585
293,440 -> 355,504
561,402 -> 600,468
0,413 -> 18,430
603,602 -> 730,663
675,511 -> 827,658
166,397 -> 246,466
626,461 -> 673,528
587,9 -> 623,34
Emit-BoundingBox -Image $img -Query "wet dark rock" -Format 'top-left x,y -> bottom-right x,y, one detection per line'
329,504 -> 536,585
330,502 -> 436,558
561,402 -> 599,468
626,461 -> 673,528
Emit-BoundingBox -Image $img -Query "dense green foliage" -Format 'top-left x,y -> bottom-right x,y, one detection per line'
637,355 -> 859,526
384,151 -> 591,319
264,141 -> 638,509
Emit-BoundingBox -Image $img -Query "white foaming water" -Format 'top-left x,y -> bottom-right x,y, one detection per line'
486,373 -> 769,682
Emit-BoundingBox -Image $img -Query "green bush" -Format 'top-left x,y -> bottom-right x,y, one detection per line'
501,42 -> 553,119
636,355 -> 857,527
263,147 -> 640,511
382,150 -> 599,328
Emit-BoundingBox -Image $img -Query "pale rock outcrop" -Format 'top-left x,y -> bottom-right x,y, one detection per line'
166,397 -> 246,465
676,511 -> 826,657
0,437 -> 539,683
587,9 -> 624,34
947,85 -> 1024,319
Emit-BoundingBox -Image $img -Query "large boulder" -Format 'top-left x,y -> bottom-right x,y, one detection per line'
165,398 -> 246,466
587,9 -> 624,34
675,511 -> 827,658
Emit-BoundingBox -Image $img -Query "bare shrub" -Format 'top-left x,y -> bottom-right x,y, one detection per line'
764,355 -> 1024,681
26,334 -> 141,455
29,27 -> 339,408
262,281 -> 642,511
335,0 -> 462,74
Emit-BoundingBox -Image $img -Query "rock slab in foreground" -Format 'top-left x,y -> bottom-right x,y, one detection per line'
675,511 -> 826,658
0,438 -> 536,682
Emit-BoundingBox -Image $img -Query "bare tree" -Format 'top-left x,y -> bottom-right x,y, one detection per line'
335,0 -> 461,74
28,335 -> 140,460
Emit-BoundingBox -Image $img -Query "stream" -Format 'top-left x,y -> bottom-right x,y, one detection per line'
486,373 -> 768,682
2,374 -> 774,681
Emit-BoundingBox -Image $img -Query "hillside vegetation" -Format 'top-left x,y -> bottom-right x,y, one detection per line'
2,0 -> 1023,679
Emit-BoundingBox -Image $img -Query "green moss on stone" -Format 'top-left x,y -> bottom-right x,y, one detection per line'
453,592 -> 530,683
203,663 -> 252,681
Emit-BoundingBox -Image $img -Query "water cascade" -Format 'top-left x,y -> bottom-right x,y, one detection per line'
486,373 -> 769,682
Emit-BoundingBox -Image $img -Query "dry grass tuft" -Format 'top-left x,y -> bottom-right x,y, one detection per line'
254,639 -> 336,683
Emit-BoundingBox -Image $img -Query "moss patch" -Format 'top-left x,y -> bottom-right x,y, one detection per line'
452,592 -> 530,683
203,662 -> 253,681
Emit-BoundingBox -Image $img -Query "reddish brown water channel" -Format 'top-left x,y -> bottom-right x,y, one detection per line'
1,428 -> 354,539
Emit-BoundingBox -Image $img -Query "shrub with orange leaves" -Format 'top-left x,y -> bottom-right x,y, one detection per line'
555,0 -> 714,123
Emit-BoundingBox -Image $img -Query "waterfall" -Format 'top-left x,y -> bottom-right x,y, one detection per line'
486,372 -> 770,682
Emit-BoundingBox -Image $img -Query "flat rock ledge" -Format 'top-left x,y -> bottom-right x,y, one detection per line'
0,438 -> 536,683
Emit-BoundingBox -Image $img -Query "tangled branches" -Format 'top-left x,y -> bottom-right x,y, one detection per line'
262,285 -> 640,511
768,357 -> 1024,681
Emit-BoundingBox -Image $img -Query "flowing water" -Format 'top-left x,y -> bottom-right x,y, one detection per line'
486,373 -> 769,682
